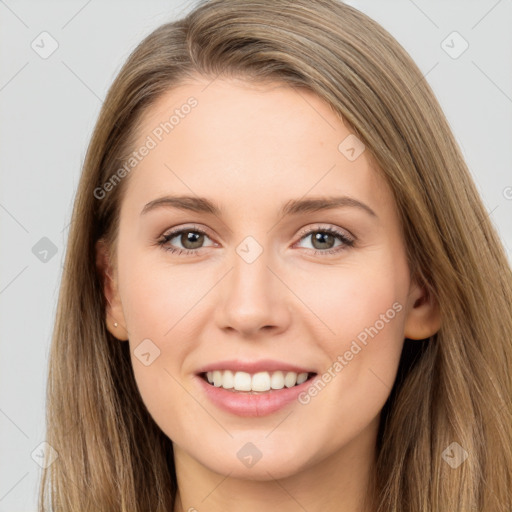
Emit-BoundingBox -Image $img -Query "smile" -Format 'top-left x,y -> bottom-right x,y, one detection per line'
195,361 -> 319,417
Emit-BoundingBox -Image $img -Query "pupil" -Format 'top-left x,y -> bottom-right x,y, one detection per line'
182,231 -> 204,249
313,232 -> 334,250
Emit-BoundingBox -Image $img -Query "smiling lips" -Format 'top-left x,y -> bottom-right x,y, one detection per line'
195,359 -> 318,416
196,358 -> 316,392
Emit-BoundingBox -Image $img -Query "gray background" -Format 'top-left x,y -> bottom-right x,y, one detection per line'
0,0 -> 511,510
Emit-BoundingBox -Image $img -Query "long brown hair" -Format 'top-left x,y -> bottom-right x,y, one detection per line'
39,1 -> 512,510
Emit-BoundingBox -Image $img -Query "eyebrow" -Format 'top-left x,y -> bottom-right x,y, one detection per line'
140,195 -> 377,218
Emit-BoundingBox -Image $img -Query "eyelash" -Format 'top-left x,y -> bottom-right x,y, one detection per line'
156,224 -> 355,257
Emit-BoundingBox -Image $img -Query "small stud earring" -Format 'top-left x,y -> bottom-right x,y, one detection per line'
114,322 -> 118,327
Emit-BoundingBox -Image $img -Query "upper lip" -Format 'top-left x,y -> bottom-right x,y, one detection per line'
196,359 -> 317,375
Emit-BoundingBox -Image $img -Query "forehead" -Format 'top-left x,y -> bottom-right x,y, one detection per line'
124,77 -> 392,217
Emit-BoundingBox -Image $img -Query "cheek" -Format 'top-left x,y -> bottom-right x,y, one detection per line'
122,288 -> 201,442
119,247 -> 206,341
300,254 -> 407,418
116,251 -> 200,424
303,255 -> 406,350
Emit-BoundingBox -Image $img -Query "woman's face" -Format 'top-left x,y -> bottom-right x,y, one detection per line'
99,76 -> 439,480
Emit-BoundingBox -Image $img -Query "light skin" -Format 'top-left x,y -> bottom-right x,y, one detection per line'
96,76 -> 441,512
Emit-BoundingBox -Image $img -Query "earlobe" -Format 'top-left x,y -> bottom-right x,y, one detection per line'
403,280 -> 441,340
95,239 -> 129,341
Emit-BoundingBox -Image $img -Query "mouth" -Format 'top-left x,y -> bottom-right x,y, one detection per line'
199,370 -> 318,393
195,367 -> 319,417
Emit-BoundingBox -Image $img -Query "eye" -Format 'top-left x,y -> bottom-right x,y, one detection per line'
157,225 -> 216,255
295,225 -> 355,255
156,224 -> 355,257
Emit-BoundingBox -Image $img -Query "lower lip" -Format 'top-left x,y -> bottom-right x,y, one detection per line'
196,374 -> 316,417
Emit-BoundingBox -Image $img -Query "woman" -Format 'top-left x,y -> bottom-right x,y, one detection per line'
39,0 -> 512,510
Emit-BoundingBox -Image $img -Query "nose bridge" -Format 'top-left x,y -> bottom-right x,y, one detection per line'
231,233 -> 276,301
215,233 -> 290,334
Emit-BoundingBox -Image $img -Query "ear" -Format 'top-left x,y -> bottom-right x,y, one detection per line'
95,239 -> 129,341
403,278 -> 441,340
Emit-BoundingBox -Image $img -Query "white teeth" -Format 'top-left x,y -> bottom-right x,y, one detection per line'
233,371 -> 252,391
297,372 -> 308,384
251,372 -> 271,392
270,371 -> 285,389
204,370 -> 311,391
212,370 -> 223,387
284,371 -> 297,388
221,370 -> 234,389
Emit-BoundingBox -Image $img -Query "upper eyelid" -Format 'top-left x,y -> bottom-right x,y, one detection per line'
297,224 -> 354,240
162,224 -> 214,240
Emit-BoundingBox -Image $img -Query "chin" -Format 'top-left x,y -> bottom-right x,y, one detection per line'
185,433 -> 317,481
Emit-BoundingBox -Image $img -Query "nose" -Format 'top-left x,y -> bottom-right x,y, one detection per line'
214,245 -> 292,338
